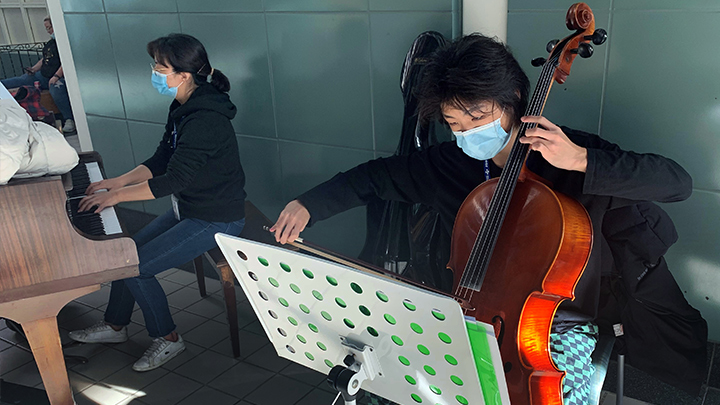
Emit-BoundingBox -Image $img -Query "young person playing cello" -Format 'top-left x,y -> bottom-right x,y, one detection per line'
270,34 -> 691,404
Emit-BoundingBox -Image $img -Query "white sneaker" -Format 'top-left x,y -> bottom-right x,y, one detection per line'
132,335 -> 185,372
62,119 -> 75,134
68,321 -> 128,344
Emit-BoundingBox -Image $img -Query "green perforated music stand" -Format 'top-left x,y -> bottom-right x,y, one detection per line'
215,234 -> 510,405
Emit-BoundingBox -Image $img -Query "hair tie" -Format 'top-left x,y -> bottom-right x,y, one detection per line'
207,67 -> 215,83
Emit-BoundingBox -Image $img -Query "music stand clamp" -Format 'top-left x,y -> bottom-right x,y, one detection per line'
327,339 -> 381,405
216,234 -> 510,405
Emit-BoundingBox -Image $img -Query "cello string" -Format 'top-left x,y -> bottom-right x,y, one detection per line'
460,54 -> 557,296
469,59 -> 553,266
458,61 -> 554,298
459,55 -> 558,300
465,54 -> 558,293
464,67 -> 550,290
462,60 -> 554,283
460,128 -> 541,297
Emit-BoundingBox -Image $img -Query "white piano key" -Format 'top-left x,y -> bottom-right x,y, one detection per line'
84,162 -> 123,235
99,207 -> 123,235
85,162 -> 104,183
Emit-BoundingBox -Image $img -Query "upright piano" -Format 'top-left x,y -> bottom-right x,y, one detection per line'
0,152 -> 139,405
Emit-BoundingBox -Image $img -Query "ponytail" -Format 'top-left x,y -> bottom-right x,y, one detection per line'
208,69 -> 230,93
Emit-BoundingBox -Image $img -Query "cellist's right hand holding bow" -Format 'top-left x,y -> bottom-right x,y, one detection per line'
270,200 -> 310,244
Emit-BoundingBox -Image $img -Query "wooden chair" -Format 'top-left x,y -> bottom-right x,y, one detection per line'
38,89 -> 60,116
192,200 -> 279,358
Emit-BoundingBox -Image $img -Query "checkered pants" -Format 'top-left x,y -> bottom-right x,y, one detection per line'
360,323 -> 598,405
550,322 -> 599,405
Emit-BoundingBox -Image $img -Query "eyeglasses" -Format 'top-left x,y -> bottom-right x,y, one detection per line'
150,62 -> 176,74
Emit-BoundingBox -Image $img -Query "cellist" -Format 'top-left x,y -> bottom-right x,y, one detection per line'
270,34 -> 691,404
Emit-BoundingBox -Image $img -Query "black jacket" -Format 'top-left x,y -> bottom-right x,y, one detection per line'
143,83 -> 246,222
296,127 -> 692,330
598,202 -> 707,394
40,38 -> 60,79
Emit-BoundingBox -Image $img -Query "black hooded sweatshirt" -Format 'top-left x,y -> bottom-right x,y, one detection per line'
142,83 -> 246,222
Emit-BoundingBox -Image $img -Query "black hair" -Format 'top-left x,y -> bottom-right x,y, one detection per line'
147,33 -> 230,93
416,34 -> 530,125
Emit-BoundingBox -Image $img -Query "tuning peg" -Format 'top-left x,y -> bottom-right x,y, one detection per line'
546,39 -> 560,53
531,57 -> 546,67
572,43 -> 594,58
585,28 -> 608,45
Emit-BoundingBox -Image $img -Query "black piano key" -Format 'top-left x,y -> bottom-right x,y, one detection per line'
68,163 -> 92,198
66,158 -> 120,236
67,192 -> 107,235
73,216 -> 105,235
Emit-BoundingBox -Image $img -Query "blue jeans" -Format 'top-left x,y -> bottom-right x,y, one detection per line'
104,210 -> 244,338
1,71 -> 74,120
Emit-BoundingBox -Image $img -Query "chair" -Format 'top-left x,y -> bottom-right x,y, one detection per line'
589,334 -> 625,405
192,200 -> 279,358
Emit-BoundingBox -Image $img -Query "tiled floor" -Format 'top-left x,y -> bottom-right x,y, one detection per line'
0,268 -> 339,405
1,266 -> 716,405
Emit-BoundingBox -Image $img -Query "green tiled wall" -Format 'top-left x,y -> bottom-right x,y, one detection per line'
508,0 -> 720,340
61,1 -> 459,256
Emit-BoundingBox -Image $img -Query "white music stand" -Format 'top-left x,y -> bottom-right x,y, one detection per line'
216,234 -> 510,405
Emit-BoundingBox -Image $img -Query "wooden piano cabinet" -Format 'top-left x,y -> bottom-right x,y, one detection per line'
0,171 -> 139,404
0,177 -> 138,303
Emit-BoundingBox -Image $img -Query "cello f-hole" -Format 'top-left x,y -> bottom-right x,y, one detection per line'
492,315 -> 505,348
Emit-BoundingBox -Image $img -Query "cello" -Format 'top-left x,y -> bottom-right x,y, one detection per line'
447,3 -> 606,404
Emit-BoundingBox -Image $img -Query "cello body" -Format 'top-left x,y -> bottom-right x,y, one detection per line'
448,174 -> 592,405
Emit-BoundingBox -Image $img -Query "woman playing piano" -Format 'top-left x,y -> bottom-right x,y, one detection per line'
69,34 -> 247,372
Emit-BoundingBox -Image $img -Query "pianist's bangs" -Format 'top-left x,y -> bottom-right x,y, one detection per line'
147,36 -> 184,71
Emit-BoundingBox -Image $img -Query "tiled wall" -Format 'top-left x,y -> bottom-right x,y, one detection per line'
59,0 -> 459,255
507,0 -> 720,341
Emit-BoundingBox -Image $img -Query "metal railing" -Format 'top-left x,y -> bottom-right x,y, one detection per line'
0,42 -> 44,81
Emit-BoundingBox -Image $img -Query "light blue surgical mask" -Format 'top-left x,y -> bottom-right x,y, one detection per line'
453,112 -> 511,161
151,70 -> 178,98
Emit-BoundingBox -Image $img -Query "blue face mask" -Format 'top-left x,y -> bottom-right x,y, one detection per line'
50,33 -> 55,39
151,70 -> 179,98
453,114 -> 511,161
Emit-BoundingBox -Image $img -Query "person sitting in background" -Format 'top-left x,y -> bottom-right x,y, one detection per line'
1,16 -> 75,134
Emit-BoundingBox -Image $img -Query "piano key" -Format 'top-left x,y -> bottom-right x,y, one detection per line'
67,161 -> 123,236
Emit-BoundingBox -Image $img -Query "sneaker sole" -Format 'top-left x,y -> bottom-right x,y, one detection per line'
132,345 -> 186,372
68,334 -> 128,344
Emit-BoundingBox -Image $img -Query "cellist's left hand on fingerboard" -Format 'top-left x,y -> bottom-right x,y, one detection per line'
519,115 -> 588,172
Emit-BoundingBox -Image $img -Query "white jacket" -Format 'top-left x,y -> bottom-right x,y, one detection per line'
0,100 -> 78,185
